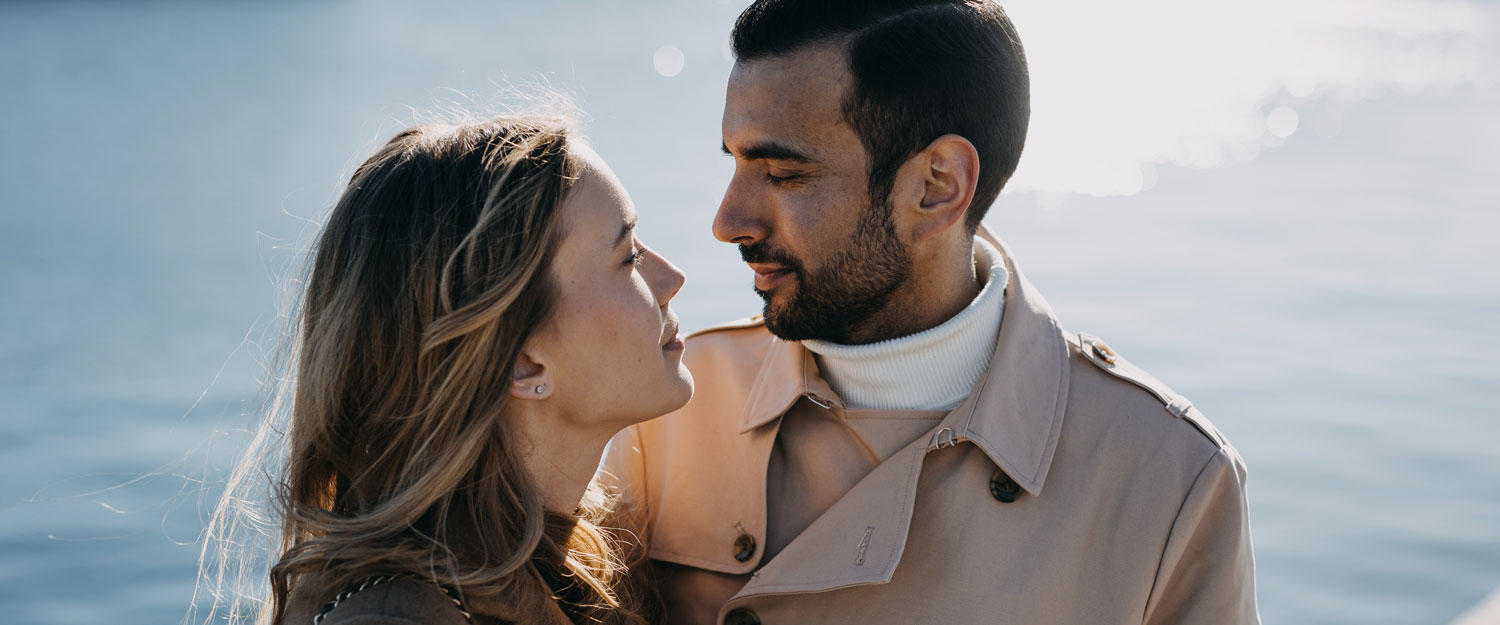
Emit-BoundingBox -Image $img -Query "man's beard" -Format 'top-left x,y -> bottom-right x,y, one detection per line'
739,197 -> 911,343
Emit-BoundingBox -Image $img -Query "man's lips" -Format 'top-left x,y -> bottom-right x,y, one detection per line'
748,263 -> 794,291
747,262 -> 790,276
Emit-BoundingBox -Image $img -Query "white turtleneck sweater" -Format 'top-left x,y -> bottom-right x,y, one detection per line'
802,237 -> 1008,411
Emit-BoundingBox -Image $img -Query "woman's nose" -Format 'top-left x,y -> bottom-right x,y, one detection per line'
650,250 -> 686,304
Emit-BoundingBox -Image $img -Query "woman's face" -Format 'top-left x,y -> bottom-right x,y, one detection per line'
524,145 -> 693,430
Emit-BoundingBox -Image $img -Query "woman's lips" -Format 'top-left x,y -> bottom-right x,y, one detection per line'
662,320 -> 683,351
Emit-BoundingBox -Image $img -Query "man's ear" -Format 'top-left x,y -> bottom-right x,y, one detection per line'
509,351 -> 554,400
910,134 -> 980,242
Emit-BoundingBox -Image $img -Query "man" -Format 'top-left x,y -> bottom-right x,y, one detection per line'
603,1 -> 1260,623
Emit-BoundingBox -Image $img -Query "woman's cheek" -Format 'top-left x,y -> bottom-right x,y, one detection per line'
602,285 -> 650,362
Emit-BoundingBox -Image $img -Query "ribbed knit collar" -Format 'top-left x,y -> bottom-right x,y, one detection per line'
802,237 -> 1009,410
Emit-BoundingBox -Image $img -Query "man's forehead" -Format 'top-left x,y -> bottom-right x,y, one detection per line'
729,42 -> 847,84
723,45 -> 854,155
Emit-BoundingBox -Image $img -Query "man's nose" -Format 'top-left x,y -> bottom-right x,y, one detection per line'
713,175 -> 767,245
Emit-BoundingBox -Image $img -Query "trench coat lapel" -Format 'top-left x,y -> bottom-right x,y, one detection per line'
738,334 -> 817,432
955,228 -> 1071,496
728,228 -> 1072,599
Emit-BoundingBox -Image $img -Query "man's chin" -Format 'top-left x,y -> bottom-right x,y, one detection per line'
756,281 -> 834,341
760,301 -> 815,342
756,292 -> 784,323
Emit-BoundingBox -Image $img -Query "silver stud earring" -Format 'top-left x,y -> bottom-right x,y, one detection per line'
534,384 -> 545,395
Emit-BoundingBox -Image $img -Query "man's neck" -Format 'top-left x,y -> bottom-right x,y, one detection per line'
803,237 -> 1008,411
840,234 -> 982,345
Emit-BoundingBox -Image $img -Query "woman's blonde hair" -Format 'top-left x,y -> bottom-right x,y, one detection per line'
199,114 -> 652,625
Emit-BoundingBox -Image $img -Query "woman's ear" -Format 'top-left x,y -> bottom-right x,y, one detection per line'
509,351 -> 554,400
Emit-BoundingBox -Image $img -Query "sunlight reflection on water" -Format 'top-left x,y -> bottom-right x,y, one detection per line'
1005,0 -> 1499,196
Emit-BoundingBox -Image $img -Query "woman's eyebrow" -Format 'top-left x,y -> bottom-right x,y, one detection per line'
613,213 -> 639,249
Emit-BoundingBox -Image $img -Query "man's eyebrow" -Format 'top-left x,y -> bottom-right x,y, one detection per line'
721,140 -> 816,164
613,213 -> 639,249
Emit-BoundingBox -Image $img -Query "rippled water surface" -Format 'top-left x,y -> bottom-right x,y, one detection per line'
2,1 -> 1497,623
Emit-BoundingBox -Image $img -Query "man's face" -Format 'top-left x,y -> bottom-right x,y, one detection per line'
717,45 -> 911,343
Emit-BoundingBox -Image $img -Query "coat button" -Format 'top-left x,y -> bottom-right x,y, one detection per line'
990,468 -> 1022,503
725,608 -> 760,625
732,532 -> 757,563
1091,340 -> 1118,365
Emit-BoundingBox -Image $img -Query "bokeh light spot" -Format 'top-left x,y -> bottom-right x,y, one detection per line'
653,45 -> 685,77
1267,106 -> 1301,138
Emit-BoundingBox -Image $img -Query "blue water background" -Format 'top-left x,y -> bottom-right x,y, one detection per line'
1,1 -> 1497,624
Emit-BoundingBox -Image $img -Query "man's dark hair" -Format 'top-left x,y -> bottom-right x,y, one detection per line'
732,0 -> 1029,229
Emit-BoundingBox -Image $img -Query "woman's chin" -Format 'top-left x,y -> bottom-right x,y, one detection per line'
664,367 -> 695,413
644,368 -> 695,422
606,368 -> 694,429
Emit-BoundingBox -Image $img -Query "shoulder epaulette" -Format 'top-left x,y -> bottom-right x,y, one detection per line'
685,314 -> 767,340
1074,333 -> 1227,447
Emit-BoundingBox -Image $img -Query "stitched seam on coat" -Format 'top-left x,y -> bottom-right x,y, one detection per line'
735,444 -> 930,594
1030,315 -> 1067,481
1139,446 -> 1228,623
880,443 -> 926,577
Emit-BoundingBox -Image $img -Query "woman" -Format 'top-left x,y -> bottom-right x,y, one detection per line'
253,113 -> 690,625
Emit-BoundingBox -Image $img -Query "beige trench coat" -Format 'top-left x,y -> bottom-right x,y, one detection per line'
602,232 -> 1259,625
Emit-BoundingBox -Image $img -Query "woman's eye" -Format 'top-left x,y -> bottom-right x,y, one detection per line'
626,248 -> 647,266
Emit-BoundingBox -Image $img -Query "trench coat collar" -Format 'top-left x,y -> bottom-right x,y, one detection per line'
735,226 -> 1070,497
726,229 -> 1072,603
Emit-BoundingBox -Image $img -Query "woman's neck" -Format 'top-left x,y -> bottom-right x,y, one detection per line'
511,412 -> 617,513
